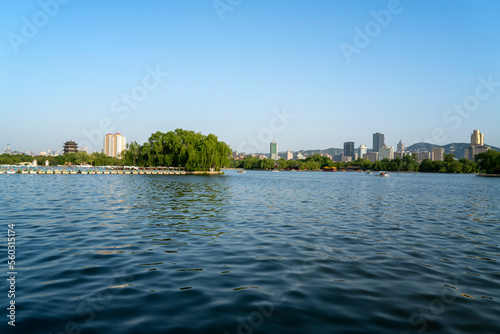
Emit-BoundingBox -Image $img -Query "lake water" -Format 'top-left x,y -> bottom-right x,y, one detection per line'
1,171 -> 499,334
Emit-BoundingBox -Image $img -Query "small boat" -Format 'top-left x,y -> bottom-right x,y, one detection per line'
272,169 -> 279,172
0,170 -> 5,174
365,170 -> 373,174
7,169 -> 16,174
46,169 -> 53,174
80,170 -> 88,175
237,169 -> 246,174
69,170 -> 77,174
29,169 -> 37,174
378,172 -> 390,177
54,169 -> 61,174
37,169 -> 46,174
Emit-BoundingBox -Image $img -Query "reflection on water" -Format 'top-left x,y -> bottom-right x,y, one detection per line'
0,172 -> 499,334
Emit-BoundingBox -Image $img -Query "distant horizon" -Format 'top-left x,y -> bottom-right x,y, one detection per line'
3,135 -> 499,156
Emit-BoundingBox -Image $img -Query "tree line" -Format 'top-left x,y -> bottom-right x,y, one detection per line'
232,152 -> 491,174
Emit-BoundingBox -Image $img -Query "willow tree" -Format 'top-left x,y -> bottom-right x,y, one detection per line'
122,129 -> 231,171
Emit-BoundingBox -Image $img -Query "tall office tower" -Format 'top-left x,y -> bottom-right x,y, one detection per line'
397,139 -> 405,152
104,133 -> 127,158
465,130 -> 488,160
270,141 -> 278,160
471,130 -> 484,146
359,145 -> 367,157
286,150 -> 293,160
344,142 -> 355,160
373,132 -> 385,152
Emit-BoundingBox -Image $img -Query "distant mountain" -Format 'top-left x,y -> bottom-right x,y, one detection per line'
406,142 -> 500,160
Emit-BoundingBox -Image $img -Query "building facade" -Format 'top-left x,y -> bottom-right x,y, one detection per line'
431,147 -> 445,161
397,139 -> 405,153
270,141 -> 278,160
343,142 -> 355,161
465,130 -> 489,160
378,146 -> 394,160
63,140 -> 78,154
104,133 -> 127,158
359,145 -> 367,157
363,152 -> 379,163
286,150 -> 293,160
373,132 -> 385,152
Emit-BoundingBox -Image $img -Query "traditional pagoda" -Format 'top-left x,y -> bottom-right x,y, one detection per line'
63,140 -> 78,154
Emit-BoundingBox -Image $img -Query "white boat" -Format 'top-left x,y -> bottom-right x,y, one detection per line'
29,170 -> 37,174
378,172 -> 390,177
0,170 -> 5,174
272,169 -> 279,172
7,170 -> 16,174
237,169 -> 246,174
365,170 -> 373,174
46,170 -> 54,174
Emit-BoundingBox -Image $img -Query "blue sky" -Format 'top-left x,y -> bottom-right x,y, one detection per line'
1,0 -> 499,154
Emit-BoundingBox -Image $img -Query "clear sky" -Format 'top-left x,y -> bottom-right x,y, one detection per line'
1,0 -> 499,154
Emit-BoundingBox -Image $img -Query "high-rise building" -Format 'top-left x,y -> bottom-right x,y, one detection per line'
270,141 -> 278,160
104,133 -> 127,158
63,140 -> 78,154
379,146 -> 394,160
471,130 -> 484,146
286,150 -> 293,160
5,143 -> 11,154
397,139 -> 405,153
373,132 -> 385,152
343,142 -> 355,160
465,130 -> 489,160
359,145 -> 367,157
432,147 -> 445,161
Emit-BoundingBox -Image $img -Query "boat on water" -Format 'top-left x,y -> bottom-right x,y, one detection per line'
7,169 -> 16,174
272,169 -> 279,172
365,170 -> 373,174
237,169 -> 246,174
378,171 -> 390,177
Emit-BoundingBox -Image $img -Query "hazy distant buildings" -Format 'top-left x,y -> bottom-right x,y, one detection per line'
359,145 -> 367,157
373,132 -> 385,152
104,133 -> 126,158
363,152 -> 379,163
471,129 -> 484,146
270,141 -> 278,160
397,140 -> 405,153
63,140 -> 78,154
379,146 -> 394,160
465,130 -> 489,160
343,142 -> 355,161
417,151 -> 431,162
5,143 -> 11,154
431,147 -> 445,161
286,150 -> 293,160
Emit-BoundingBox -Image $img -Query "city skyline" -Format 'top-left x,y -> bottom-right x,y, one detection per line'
1,1 -> 500,153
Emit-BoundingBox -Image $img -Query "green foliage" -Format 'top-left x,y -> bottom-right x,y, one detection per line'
121,129 -> 231,171
475,150 -> 500,174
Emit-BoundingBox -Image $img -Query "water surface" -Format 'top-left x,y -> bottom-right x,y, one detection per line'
1,171 -> 499,333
